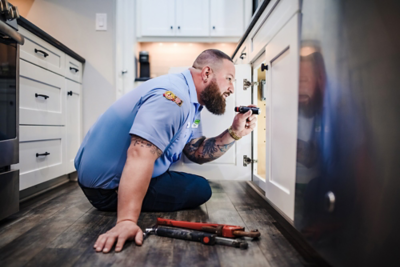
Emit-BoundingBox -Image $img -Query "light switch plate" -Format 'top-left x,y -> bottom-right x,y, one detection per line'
96,13 -> 107,31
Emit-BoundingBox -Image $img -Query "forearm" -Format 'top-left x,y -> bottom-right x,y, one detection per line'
185,129 -> 235,164
117,154 -> 154,224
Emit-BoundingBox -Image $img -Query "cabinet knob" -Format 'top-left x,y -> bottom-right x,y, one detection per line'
67,91 -> 73,96
178,26 -> 180,30
325,191 -> 336,213
261,63 -> 268,71
213,26 -> 215,30
240,52 -> 246,59
170,26 -> 173,30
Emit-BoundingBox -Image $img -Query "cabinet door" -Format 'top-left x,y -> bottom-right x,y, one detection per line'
210,0 -> 244,37
255,14 -> 299,220
65,79 -> 81,173
170,64 -> 252,181
176,0 -> 209,36
140,0 -> 175,36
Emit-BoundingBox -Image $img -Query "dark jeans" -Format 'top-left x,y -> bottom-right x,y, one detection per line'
79,171 -> 212,212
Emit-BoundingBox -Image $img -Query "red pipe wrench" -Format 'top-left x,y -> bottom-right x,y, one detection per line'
157,218 -> 260,239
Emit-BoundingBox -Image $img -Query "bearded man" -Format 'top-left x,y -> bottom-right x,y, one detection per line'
74,49 -> 256,253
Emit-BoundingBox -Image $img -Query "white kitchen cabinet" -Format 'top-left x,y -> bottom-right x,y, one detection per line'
140,0 -> 175,36
176,0 -> 209,36
138,0 -> 244,38
210,0 -> 244,37
19,60 -> 65,126
19,27 -> 65,76
252,14 -> 299,220
16,26 -> 84,191
16,126 -> 65,190
65,79 -> 82,174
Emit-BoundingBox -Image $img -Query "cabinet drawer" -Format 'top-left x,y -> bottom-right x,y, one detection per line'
19,60 -> 65,126
16,126 -> 65,190
19,27 -> 65,76
65,54 -> 83,83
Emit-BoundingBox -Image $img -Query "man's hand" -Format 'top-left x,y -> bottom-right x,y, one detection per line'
94,220 -> 143,253
93,135 -> 161,253
231,105 -> 257,138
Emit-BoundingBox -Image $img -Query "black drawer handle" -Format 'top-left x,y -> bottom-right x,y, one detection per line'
70,67 -> 79,73
35,93 -> 49,99
67,91 -> 73,96
34,48 -> 49,58
36,152 -> 50,157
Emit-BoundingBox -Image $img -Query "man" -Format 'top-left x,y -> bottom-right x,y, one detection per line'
75,49 -> 256,253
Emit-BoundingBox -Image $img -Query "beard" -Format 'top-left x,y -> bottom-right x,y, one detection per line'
200,79 -> 226,115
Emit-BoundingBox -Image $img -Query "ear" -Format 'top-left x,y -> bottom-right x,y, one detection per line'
201,66 -> 212,83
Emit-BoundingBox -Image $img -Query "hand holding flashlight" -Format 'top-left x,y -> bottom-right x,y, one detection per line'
234,106 -> 261,115
230,105 -> 258,140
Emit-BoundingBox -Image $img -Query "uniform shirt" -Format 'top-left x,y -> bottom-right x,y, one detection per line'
74,69 -> 203,189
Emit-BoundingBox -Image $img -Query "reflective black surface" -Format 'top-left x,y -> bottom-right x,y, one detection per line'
295,0 -> 400,266
0,41 -> 17,141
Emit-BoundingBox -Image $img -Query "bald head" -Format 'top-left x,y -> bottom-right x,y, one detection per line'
192,49 -> 233,70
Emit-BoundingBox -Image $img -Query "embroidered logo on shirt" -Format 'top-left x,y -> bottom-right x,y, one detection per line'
192,119 -> 200,128
163,91 -> 183,107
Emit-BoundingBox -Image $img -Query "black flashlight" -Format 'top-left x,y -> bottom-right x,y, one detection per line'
234,106 -> 261,115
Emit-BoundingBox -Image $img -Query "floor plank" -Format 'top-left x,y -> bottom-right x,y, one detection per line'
0,181 -> 307,267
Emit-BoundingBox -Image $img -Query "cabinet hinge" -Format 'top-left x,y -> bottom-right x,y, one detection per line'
243,79 -> 258,90
243,155 -> 257,167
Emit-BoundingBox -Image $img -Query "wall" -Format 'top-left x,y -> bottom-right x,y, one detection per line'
10,0 -> 117,135
137,42 -> 237,78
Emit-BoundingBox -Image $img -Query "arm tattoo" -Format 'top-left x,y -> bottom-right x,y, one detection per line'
131,135 -> 163,158
183,130 -> 235,164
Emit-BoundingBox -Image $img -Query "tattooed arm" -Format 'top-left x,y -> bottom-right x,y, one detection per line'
183,129 -> 236,164
94,135 -> 162,253
184,106 -> 258,164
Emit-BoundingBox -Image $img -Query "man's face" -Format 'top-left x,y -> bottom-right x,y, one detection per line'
200,59 -> 235,115
299,60 -> 317,108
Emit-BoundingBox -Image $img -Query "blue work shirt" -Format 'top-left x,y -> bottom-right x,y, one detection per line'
74,69 -> 203,189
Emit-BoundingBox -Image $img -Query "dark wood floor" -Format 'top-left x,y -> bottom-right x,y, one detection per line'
0,181 -> 307,267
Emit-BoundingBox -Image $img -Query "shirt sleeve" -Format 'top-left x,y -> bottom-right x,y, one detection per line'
130,90 -> 186,152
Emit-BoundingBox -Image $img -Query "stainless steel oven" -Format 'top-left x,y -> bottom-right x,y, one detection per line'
0,0 -> 24,221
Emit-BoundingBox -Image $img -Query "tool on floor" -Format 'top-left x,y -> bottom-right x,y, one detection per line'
143,226 -> 248,249
143,225 -> 216,245
235,106 -> 261,115
157,218 -> 261,239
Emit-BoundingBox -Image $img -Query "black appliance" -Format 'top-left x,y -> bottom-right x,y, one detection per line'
137,50 -> 150,81
295,0 -> 400,266
0,0 -> 24,221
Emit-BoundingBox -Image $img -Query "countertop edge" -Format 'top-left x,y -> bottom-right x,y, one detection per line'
17,16 -> 86,64
231,0 -> 271,60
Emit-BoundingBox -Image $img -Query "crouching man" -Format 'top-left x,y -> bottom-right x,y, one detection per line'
74,49 -> 256,253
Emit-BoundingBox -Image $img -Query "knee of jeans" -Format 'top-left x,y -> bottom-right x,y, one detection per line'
196,177 -> 212,204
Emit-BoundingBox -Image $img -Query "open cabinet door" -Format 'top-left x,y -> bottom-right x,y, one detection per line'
170,64 -> 252,180
253,14 -> 299,220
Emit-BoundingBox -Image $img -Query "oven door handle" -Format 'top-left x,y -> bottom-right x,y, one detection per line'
35,93 -> 49,99
0,20 -> 24,45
